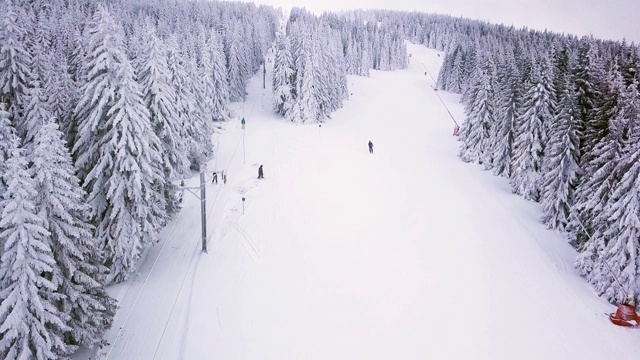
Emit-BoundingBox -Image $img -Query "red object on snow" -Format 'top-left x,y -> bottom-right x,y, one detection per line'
609,304 -> 640,327
453,125 -> 460,136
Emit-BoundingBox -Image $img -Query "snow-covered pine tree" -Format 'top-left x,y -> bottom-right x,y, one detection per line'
315,23 -> 340,121
573,64 -> 628,286
510,58 -> 555,202
392,32 -> 408,70
0,145 -> 70,359
73,5 -> 166,283
225,23 -> 249,102
459,53 -> 496,167
250,16 -> 269,71
165,34 -> 204,171
249,17 -> 265,73
573,38 -> 603,162
195,28 -> 217,122
568,60 -> 627,247
272,29 -> 295,119
208,29 -> 231,122
492,53 -> 521,177
378,31 -> 390,71
450,45 -> 470,93
574,228 -> 609,298
369,24 -> 381,70
616,40 -> 640,85
47,3 -> 78,59
48,53 -> 78,147
30,120 -> 116,349
540,77 -> 580,231
289,23 -> 319,123
63,29 -> 88,149
0,103 -> 17,241
585,79 -> 640,302
343,37 -> 357,75
185,56 -> 214,169
0,2 -> 32,120
551,44 -> 571,101
576,79 -> 640,303
359,34 -> 371,77
137,22 -> 188,217
437,44 -> 467,92
330,28 -> 348,107
538,51 -> 557,143
24,5 -> 54,106
68,27 -> 87,84
20,77 -> 51,147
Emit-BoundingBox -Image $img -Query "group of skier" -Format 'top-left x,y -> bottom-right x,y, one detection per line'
243,119 -> 374,180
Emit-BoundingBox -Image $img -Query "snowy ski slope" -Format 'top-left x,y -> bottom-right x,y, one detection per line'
82,43 -> 640,360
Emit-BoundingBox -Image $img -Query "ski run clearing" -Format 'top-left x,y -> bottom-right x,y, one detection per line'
81,43 -> 640,360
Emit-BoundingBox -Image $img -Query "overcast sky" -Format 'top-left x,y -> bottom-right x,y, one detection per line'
246,0 -> 640,44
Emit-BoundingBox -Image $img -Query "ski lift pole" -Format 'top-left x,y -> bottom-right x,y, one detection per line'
200,170 -> 207,253
576,217 -> 628,298
180,173 -> 208,253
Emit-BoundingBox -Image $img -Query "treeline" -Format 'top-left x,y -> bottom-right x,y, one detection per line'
401,12 -> 640,303
272,8 -> 408,123
0,0 -> 276,357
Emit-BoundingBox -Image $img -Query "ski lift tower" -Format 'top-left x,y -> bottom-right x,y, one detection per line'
180,166 -> 224,253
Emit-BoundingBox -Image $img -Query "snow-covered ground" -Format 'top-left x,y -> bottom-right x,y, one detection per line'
83,43 -> 640,360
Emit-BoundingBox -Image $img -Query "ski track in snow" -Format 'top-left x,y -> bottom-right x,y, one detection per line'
76,43 -> 640,360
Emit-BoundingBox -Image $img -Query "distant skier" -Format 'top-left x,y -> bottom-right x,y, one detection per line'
258,165 -> 264,179
368,141 -> 374,154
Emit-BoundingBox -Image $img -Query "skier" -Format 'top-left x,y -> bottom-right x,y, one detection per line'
258,165 -> 264,179
368,140 -> 374,154
212,172 -> 218,184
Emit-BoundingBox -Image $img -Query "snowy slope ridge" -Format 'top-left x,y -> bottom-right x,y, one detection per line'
83,43 -> 640,360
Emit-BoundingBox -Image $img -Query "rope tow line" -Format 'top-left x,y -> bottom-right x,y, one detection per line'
421,61 -> 459,128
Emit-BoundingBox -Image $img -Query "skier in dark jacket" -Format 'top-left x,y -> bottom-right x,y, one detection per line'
368,141 -> 374,154
258,165 -> 264,179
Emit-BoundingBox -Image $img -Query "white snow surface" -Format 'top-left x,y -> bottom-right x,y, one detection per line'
82,43 -> 640,360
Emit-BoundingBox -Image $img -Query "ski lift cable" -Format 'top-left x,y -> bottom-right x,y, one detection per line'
421,61 -> 437,84
206,77 -> 264,236
104,102 -> 244,354
153,94 -> 258,355
152,240 -> 201,359
433,86 -> 459,127
421,61 -> 459,127
575,216 -> 629,299
148,74 -> 269,357
153,238 -> 201,359
103,207 -> 188,359
111,82 -> 264,357
208,85 -> 262,215
207,58 -> 265,237
153,121 -> 247,357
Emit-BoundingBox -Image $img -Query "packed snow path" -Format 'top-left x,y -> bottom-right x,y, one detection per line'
88,43 -> 640,360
